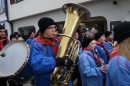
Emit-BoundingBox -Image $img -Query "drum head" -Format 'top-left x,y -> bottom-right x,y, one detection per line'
0,40 -> 30,77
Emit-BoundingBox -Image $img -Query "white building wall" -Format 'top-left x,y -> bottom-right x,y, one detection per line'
12,0 -> 130,32
13,9 -> 65,32
0,0 -> 11,38
125,11 -> 130,21
0,13 -> 6,21
83,0 -> 130,30
8,0 -> 92,21
0,13 -> 11,39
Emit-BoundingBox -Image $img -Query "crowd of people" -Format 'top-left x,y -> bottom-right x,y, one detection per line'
0,17 -> 130,86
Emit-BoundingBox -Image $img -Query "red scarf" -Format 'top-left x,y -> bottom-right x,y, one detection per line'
0,36 -> 8,50
84,48 -> 99,62
96,41 -> 108,55
56,37 -> 61,42
110,44 -> 119,59
36,36 -> 58,55
0,40 -> 4,50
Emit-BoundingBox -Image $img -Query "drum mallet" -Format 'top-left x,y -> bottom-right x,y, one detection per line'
0,53 -> 6,57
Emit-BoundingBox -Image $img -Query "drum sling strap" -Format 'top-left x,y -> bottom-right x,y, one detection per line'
43,44 -> 54,81
43,44 -> 48,57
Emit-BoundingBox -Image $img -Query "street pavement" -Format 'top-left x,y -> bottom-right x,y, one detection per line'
7,79 -> 77,86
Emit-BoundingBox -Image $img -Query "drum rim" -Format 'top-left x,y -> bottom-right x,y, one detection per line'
0,40 -> 30,77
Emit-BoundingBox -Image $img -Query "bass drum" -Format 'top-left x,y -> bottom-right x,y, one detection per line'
0,40 -> 33,84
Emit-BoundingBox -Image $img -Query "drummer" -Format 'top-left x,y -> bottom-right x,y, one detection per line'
0,25 -> 8,86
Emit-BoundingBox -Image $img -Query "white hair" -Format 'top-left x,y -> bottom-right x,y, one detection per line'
91,29 -> 98,35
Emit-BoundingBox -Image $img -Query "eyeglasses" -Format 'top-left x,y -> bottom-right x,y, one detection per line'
47,26 -> 57,30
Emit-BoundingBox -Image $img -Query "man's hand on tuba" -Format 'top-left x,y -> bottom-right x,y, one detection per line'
55,56 -> 73,70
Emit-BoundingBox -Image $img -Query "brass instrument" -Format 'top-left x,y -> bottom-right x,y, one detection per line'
51,3 -> 90,86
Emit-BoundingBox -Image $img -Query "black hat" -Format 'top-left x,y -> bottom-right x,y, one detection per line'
38,17 -> 56,33
94,31 -> 104,40
104,31 -> 112,37
82,38 -> 94,48
113,21 -> 130,44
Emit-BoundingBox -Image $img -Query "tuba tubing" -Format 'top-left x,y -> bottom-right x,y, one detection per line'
51,3 -> 90,86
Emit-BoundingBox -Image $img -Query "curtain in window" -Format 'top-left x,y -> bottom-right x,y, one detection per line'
1,0 -> 5,11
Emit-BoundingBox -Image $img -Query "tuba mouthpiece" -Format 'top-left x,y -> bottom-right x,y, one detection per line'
53,32 -> 58,35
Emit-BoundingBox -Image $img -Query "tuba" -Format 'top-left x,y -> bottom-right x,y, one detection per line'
51,3 -> 90,86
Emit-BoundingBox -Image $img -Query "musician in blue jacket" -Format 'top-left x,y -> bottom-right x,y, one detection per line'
29,17 -> 73,86
71,32 -> 82,86
78,38 -> 106,86
94,32 -> 109,85
106,22 -> 130,86
103,31 -> 113,54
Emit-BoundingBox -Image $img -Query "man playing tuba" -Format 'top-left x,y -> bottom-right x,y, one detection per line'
29,17 -> 73,86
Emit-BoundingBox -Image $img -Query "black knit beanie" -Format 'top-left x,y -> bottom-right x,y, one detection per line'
82,38 -> 94,48
38,17 -> 56,33
94,31 -> 104,40
113,21 -> 130,44
104,31 -> 112,37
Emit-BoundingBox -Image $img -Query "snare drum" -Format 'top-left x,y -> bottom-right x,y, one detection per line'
0,40 -> 33,84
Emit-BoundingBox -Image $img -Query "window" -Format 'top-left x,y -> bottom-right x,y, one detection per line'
56,21 -> 65,32
1,0 -> 5,12
18,26 -> 36,41
0,0 -> 1,12
10,0 -> 23,4
0,0 -> 5,13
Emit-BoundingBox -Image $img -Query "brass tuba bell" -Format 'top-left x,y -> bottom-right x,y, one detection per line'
51,3 -> 90,86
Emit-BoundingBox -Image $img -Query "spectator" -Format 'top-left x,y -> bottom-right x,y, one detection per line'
26,31 -> 35,45
14,32 -> 23,40
90,28 -> 98,38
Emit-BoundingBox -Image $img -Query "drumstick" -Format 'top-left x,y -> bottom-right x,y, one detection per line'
0,53 -> 6,57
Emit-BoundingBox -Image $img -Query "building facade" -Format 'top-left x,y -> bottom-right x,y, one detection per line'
6,0 -> 130,39
0,0 -> 11,38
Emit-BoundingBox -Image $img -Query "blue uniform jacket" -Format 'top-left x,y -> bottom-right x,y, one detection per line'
103,41 -> 112,54
26,38 -> 34,45
77,40 -> 83,56
96,45 -> 109,64
78,50 -> 103,86
29,37 -> 72,86
106,55 -> 130,86
96,44 -> 109,79
78,47 -> 82,56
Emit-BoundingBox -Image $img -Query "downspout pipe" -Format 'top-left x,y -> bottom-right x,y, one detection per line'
4,0 -> 13,34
